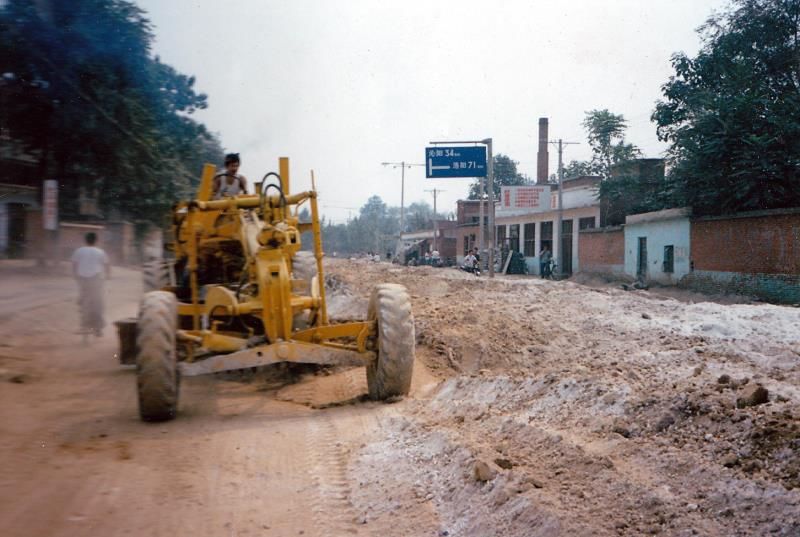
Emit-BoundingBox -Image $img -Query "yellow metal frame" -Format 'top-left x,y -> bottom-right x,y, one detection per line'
165,157 -> 374,372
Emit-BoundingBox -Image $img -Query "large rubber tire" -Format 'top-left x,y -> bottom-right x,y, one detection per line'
292,251 -> 317,286
292,251 -> 318,329
366,283 -> 415,400
143,260 -> 171,292
136,291 -> 179,421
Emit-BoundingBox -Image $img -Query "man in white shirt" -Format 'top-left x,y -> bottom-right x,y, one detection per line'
71,232 -> 111,336
212,153 -> 248,199
462,252 -> 477,272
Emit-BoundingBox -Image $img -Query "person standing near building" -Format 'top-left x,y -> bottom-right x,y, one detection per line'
71,232 -> 110,336
539,245 -> 552,278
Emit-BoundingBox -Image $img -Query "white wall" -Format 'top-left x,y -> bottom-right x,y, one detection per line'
562,186 -> 598,209
624,217 -> 691,284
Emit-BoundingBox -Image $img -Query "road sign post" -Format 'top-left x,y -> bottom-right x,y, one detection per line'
426,140 -> 494,277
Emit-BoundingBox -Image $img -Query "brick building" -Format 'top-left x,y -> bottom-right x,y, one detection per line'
579,207 -> 800,303
447,200 -> 490,264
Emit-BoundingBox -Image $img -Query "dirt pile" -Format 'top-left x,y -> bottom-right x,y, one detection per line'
327,259 -> 800,536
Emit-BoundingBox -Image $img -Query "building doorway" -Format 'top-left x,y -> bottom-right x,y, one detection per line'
561,219 -> 573,275
637,237 -> 648,279
7,203 -> 28,258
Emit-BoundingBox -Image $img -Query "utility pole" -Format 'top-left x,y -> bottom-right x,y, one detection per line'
484,138 -> 495,278
549,139 -> 579,278
424,188 -> 445,252
382,161 -> 424,253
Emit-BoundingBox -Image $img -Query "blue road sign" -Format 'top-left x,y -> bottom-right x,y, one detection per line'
425,146 -> 487,178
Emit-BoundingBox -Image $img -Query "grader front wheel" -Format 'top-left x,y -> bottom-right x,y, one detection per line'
292,251 -> 319,329
136,291 -> 179,421
142,259 -> 172,292
366,284 -> 415,400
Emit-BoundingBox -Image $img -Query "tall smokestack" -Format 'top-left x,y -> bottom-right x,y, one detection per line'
537,117 -> 549,184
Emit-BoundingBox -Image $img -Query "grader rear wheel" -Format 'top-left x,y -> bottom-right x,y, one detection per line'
136,291 -> 179,421
292,251 -> 317,289
366,283 -> 415,400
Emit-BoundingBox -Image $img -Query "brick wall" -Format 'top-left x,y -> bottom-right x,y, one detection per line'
691,210 -> 800,274
578,226 -> 625,274
683,209 -> 800,303
449,227 -> 478,259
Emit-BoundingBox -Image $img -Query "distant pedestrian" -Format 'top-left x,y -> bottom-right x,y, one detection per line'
539,246 -> 552,278
462,251 -> 479,274
71,232 -> 110,336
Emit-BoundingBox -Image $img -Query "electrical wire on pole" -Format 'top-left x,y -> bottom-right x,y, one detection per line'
381,161 -> 424,256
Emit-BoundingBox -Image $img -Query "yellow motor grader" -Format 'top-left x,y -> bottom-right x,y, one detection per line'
125,158 -> 414,421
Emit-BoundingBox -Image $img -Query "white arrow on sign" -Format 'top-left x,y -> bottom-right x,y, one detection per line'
427,158 -> 451,175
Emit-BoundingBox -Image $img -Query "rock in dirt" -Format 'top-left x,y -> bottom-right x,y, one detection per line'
721,453 -> 738,468
612,424 -> 632,438
654,413 -> 676,432
736,385 -> 769,408
717,374 -> 731,385
473,460 -> 497,482
494,458 -> 513,470
642,312 -> 652,320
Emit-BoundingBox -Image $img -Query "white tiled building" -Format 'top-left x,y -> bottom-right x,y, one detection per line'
494,176 -> 602,275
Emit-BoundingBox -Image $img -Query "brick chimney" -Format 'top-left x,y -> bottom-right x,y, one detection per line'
537,117 -> 549,184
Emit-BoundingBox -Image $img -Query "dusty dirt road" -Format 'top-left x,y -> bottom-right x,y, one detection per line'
1,259 -> 799,536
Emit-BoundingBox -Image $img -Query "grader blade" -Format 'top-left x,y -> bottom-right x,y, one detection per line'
178,341 -> 375,377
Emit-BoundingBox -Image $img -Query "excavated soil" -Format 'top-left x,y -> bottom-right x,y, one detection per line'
1,258 -> 798,536
328,259 -> 800,536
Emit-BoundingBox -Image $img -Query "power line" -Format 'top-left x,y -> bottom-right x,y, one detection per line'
381,161 -> 424,236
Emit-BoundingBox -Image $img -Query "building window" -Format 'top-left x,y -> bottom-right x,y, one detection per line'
663,245 -> 674,273
540,221 -> 553,255
562,219 -> 573,235
496,225 -> 506,247
464,233 -> 476,256
509,224 -> 520,252
579,217 -> 596,230
524,223 -> 536,256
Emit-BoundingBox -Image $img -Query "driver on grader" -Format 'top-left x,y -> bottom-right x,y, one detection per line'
212,152 -> 248,199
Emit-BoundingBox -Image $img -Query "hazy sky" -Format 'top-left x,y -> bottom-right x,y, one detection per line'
136,0 -> 730,223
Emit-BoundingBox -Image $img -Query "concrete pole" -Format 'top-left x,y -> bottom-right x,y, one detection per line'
487,138 -> 495,278
556,140 -> 563,277
478,174 -> 484,263
400,161 -> 405,236
432,189 -> 437,253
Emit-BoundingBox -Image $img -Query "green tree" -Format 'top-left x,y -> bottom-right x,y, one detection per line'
0,0 -> 222,222
405,200 -> 447,232
581,109 -> 641,179
562,160 -> 594,180
467,154 -> 529,199
653,0 -> 800,215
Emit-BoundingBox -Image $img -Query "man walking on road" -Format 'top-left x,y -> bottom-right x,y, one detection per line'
71,232 -> 110,336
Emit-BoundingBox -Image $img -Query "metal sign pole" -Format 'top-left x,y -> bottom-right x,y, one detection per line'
486,138 -> 494,278
478,171 -> 484,262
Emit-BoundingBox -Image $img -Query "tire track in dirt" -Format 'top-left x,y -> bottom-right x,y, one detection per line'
306,413 -> 361,536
